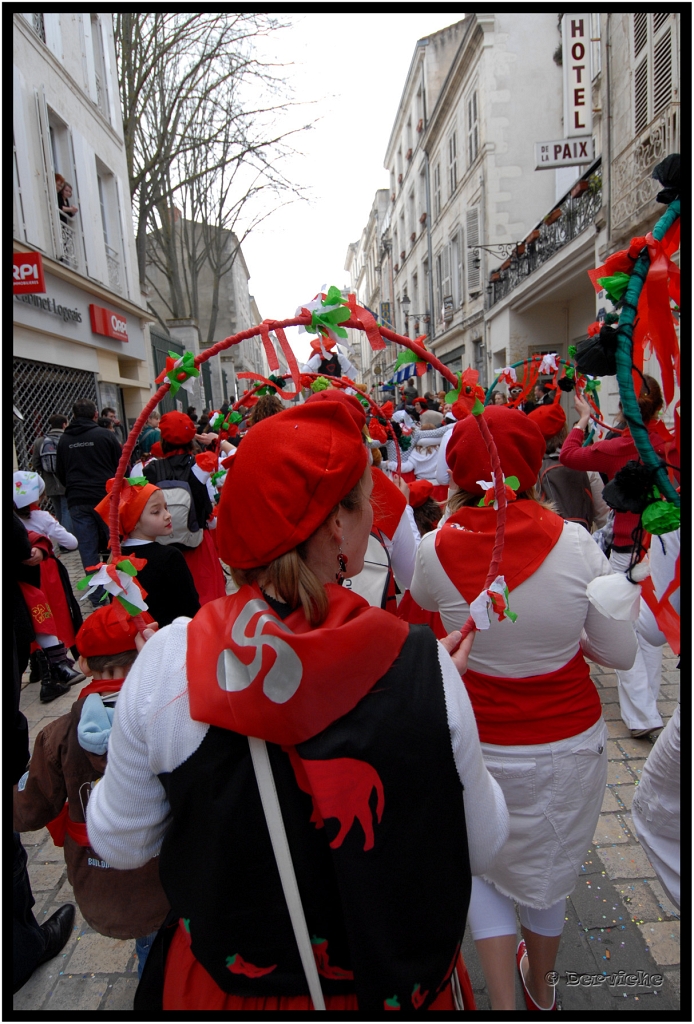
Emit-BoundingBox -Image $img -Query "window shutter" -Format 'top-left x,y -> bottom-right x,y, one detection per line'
43,14 -> 63,60
442,244 -> 451,297
98,16 -> 117,126
653,12 -> 669,33
13,68 -> 46,250
653,31 -> 672,115
466,207 -> 480,294
71,129 -> 109,284
115,175 -> 133,299
457,229 -> 464,304
34,86 -> 61,258
81,14 -> 98,102
634,58 -> 648,134
633,12 -> 648,56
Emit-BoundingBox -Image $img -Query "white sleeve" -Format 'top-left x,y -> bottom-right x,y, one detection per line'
86,621 -> 209,869
435,427 -> 453,485
410,533 -> 440,612
577,530 -> 639,669
300,354 -> 322,373
33,510 -> 79,550
438,642 -> 510,875
588,471 -> 610,530
337,352 -> 358,381
383,507 -> 418,589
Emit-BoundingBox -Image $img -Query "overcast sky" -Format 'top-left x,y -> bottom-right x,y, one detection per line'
240,13 -> 463,360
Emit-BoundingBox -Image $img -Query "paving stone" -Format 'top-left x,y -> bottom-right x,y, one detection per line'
616,736 -> 653,758
65,932 -> 135,975
12,956 -> 59,1011
647,879 -> 679,920
659,684 -> 679,701
29,838 -> 63,863
602,703 -> 624,721
607,761 -> 637,786
597,845 -> 656,881
627,759 -> 646,781
43,976 -> 109,1011
637,921 -> 680,965
601,788 -> 621,812
55,877 -> 75,904
28,860 -> 66,891
606,739 -> 624,760
599,687 -> 619,704
20,827 -> 50,848
656,700 -> 678,717
612,784 -> 636,810
606,719 -> 631,739
619,880 -> 671,924
593,813 -> 631,846
100,976 -> 140,1011
662,967 -> 680,1003
599,672 -> 618,687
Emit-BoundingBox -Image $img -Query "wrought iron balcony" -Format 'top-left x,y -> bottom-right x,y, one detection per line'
611,105 -> 678,234
59,220 -> 79,271
487,160 -> 602,309
105,243 -> 122,294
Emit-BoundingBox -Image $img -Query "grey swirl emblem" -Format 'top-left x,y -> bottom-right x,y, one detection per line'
217,599 -> 303,703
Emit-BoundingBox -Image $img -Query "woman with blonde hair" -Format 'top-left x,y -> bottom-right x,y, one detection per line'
411,405 -> 637,1010
87,401 -> 509,1012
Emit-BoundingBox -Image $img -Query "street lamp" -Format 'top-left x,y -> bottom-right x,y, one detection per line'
400,291 -> 429,329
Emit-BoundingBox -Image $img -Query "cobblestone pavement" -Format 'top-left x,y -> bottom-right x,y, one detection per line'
14,552 -> 680,1011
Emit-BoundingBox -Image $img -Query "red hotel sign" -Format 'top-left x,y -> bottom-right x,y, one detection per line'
13,251 -> 46,294
89,303 -> 128,341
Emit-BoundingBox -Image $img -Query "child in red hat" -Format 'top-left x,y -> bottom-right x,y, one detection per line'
96,479 -> 200,628
143,412 -> 226,605
14,603 -> 170,977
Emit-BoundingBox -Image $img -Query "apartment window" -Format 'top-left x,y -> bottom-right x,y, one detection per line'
473,339 -> 486,387
96,161 -> 124,294
433,163 -> 441,219
467,90 -> 479,165
32,13 -> 46,41
450,230 -> 463,307
590,13 -> 601,79
633,14 -> 674,135
91,15 -> 111,120
408,191 -> 416,242
466,207 -> 481,295
448,130 -> 458,197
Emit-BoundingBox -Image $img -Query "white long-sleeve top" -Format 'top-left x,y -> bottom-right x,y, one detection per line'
300,352 -> 358,381
411,519 -> 638,677
23,508 -> 78,550
87,618 -> 509,877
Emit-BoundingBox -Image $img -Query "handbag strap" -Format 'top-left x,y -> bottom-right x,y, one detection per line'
248,736 -> 326,1011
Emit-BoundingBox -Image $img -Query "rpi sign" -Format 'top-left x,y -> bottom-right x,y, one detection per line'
13,251 -> 46,294
89,303 -> 129,341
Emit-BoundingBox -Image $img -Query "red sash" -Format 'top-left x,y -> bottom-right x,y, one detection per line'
187,584 -> 409,746
371,467 -> 406,541
463,649 -> 601,745
435,500 -> 564,604
45,801 -> 90,848
18,581 -> 57,634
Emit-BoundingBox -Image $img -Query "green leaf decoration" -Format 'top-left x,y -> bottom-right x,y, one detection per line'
584,378 -> 601,394
504,608 -> 518,623
226,955 -> 236,966
165,350 -> 199,397
76,573 -> 96,591
471,397 -> 485,416
116,594 -> 142,616
564,365 -> 575,379
268,374 -> 287,389
568,345 -> 577,359
399,435 -> 412,451
604,311 -> 620,325
182,918 -> 191,933
357,395 -> 370,410
306,304 -> 351,340
125,475 -> 149,487
311,376 -> 331,392
322,285 -> 343,307
504,475 -> 520,491
641,500 -> 680,535
210,469 -> 226,485
597,272 -> 631,304
393,348 -> 420,372
446,371 -> 463,402
311,935 -> 325,945
116,559 -> 138,578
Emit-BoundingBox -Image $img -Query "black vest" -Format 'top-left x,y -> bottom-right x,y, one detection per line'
317,355 -> 341,378
157,626 -> 470,1011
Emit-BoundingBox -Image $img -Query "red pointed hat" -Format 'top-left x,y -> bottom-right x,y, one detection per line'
527,401 -> 566,439
75,602 -> 154,657
218,402 -> 368,568
159,411 -> 197,445
304,388 -> 367,430
446,405 -> 546,495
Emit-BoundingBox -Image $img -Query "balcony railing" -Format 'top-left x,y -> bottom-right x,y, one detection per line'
105,243 -> 122,293
611,105 -> 678,233
59,220 -> 79,271
487,160 -> 602,309
32,14 -> 46,41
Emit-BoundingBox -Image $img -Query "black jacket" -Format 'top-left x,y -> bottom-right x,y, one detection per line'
56,418 -> 122,508
120,542 -> 200,627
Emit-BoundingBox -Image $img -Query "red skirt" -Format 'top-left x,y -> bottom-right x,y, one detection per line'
182,531 -> 226,606
163,919 -> 475,1011
18,581 -> 58,636
40,557 -> 77,648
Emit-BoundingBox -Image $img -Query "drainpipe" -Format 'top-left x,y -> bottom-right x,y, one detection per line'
421,52 -> 436,392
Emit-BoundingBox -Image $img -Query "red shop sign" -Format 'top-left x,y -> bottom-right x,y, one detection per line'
13,251 -> 46,294
89,303 -> 128,341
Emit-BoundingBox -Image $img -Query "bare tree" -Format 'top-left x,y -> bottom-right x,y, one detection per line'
113,13 -> 309,292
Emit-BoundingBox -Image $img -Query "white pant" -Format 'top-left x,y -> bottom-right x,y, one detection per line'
467,876 -> 566,940
609,550 -> 663,731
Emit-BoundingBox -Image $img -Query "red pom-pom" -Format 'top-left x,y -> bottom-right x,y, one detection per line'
368,418 -> 387,444
586,321 -> 601,336
628,236 -> 648,259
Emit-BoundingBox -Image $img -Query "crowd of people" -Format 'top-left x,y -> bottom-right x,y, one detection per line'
13,374 -> 680,1011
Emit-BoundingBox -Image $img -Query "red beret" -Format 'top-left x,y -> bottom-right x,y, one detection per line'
527,401 -> 566,439
159,411 -> 197,445
94,479 -> 160,536
408,480 -> 434,508
76,603 -> 154,657
446,406 -> 546,495
149,441 -> 164,459
217,403 -> 368,568
304,389 -> 367,430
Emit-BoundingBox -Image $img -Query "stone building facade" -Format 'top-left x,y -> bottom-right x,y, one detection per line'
13,12 -> 150,466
